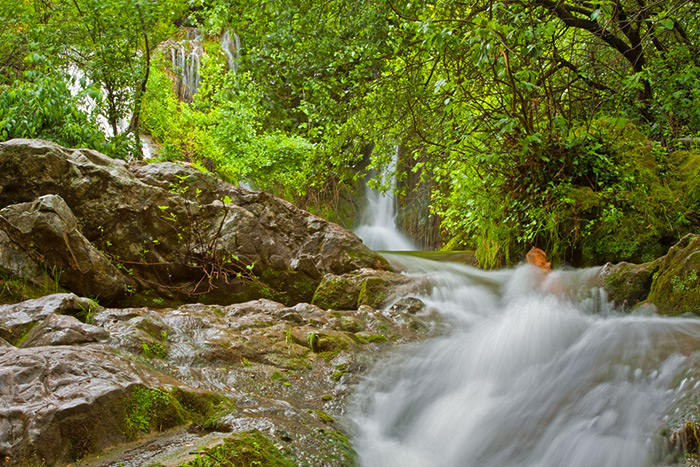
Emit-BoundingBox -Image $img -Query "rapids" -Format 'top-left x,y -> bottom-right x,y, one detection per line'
350,254 -> 700,467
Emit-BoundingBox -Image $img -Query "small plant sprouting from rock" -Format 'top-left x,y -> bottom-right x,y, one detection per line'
671,269 -> 698,293
142,341 -> 168,359
123,387 -> 181,440
307,332 -> 319,352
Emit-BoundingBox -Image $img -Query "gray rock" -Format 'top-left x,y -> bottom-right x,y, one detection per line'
0,194 -> 130,302
389,297 -> 427,315
0,139 -> 388,306
0,344 -> 179,464
18,313 -> 108,347
0,293 -> 99,343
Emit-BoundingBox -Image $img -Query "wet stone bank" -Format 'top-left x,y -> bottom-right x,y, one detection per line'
0,291 -> 437,466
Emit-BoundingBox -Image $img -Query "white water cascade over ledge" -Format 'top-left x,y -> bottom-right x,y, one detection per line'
349,255 -> 700,467
354,151 -> 416,251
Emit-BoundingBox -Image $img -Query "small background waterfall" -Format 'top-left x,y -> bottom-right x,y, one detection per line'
354,150 -> 416,251
351,255 -> 700,467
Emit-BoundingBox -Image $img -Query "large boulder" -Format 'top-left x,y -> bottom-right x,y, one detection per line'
0,139 -> 387,305
311,268 -> 426,310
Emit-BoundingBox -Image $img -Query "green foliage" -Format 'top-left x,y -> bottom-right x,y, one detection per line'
5,0 -> 700,264
142,48 -> 317,197
436,118 -> 693,266
0,56 -> 110,151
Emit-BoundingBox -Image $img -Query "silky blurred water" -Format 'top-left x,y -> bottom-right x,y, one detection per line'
351,255 -> 700,467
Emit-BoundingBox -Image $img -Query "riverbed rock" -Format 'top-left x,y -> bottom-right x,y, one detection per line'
599,234 -> 700,316
0,139 -> 387,306
18,313 -> 108,347
647,234 -> 700,316
3,290 -> 440,467
0,293 -> 100,344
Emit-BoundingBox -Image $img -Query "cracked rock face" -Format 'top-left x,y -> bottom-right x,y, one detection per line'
0,139 -> 387,306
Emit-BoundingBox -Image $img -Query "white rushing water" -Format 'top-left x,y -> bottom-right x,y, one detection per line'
351,255 -> 700,467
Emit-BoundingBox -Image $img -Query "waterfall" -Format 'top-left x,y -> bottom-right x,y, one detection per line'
351,255 -> 700,466
220,30 -> 241,71
167,28 -> 204,101
354,150 -> 416,251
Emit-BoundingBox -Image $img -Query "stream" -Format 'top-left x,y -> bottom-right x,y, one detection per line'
350,254 -> 700,467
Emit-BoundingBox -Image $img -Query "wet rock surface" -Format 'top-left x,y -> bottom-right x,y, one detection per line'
0,139 -> 387,306
0,293 -> 437,466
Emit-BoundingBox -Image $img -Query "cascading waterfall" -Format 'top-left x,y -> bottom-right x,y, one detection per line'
354,150 -> 416,251
351,254 -> 700,467
168,28 -> 204,101
221,30 -> 241,71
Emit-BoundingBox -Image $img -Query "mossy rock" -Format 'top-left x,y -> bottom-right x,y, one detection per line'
311,275 -> 362,310
647,234 -> 700,316
123,386 -> 235,440
312,269 -> 413,310
357,277 -> 390,308
600,258 -> 662,308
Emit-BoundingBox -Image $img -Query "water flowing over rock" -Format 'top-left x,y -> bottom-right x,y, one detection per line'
0,139 -> 386,306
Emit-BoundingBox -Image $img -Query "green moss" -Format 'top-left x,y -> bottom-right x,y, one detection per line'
123,387 -> 235,440
601,258 -> 663,307
356,332 -> 389,344
357,278 -> 389,308
314,429 -> 359,467
4,321 -> 39,346
180,429 -> 296,467
258,269 -> 319,305
311,275 -> 359,310
142,341 -> 168,359
171,388 -> 236,431
331,362 -> 349,381
271,371 -> 290,385
0,268 -> 69,305
316,334 -> 352,353
123,386 -> 187,440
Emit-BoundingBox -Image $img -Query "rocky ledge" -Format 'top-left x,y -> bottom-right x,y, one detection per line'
0,292 -> 436,466
0,139 -> 387,306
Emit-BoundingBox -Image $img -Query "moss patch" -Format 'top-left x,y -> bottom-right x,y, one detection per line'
180,429 -> 296,467
123,386 -> 187,440
123,386 -> 235,440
